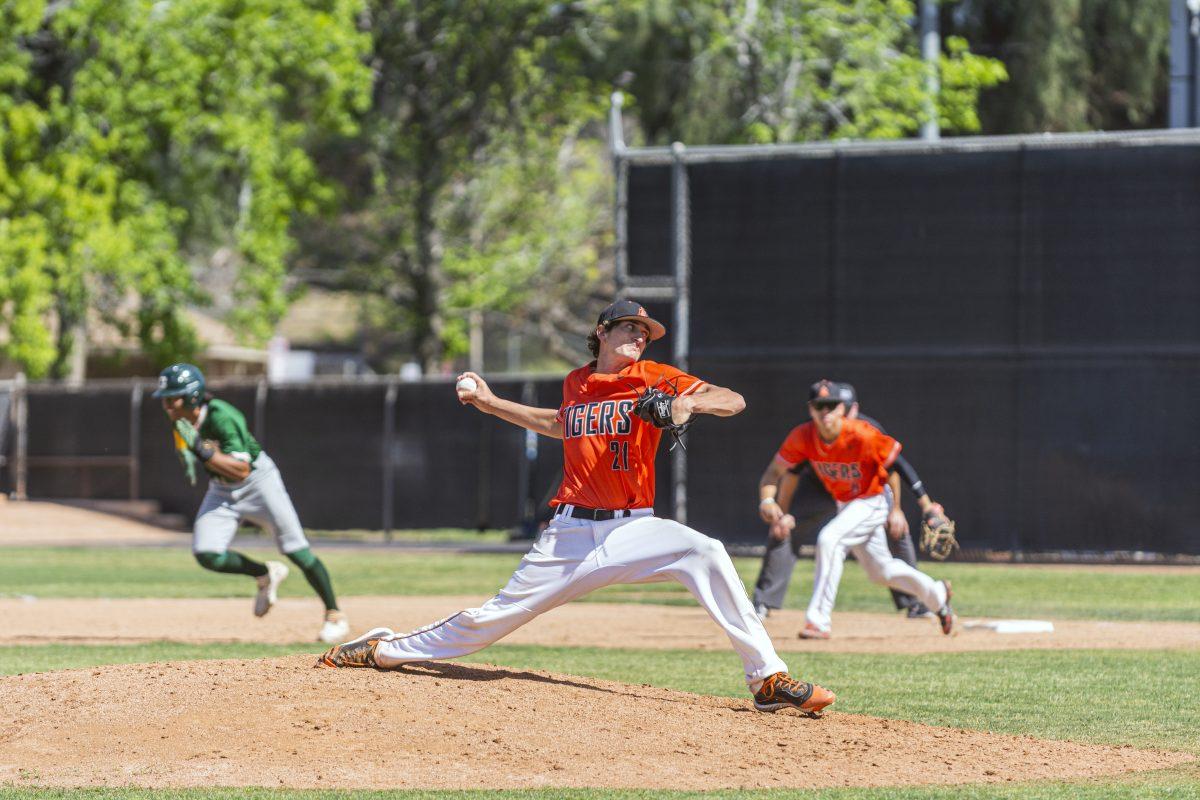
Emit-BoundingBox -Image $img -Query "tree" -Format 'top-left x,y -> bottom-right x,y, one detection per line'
0,0 -> 371,377
947,0 -> 1169,133
295,0 -> 610,373
588,0 -> 1007,145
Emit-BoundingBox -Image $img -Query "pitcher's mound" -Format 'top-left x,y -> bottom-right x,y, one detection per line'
0,656 -> 1188,790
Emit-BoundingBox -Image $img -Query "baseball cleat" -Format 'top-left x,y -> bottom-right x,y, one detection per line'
798,623 -> 831,640
318,610 -> 351,644
315,627 -> 394,669
253,561 -> 289,617
754,602 -> 770,620
937,580 -> 957,635
906,603 -> 935,619
753,672 -> 836,716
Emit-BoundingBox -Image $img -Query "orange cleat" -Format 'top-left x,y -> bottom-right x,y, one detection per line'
315,627 -> 394,669
753,672 -> 836,715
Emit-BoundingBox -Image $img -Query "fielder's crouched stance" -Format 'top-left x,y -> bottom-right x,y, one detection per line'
758,380 -> 956,639
318,300 -> 835,715
155,363 -> 350,644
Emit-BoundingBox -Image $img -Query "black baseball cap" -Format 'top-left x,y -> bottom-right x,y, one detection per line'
808,379 -> 846,407
838,382 -> 857,406
596,299 -> 666,341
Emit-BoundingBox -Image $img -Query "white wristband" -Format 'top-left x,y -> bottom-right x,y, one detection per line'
759,497 -> 778,507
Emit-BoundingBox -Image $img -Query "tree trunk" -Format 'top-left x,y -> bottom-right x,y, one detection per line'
411,159 -> 444,375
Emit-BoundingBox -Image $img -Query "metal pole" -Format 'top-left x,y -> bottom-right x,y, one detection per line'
670,141 -> 691,524
1192,1 -> 1200,126
468,310 -> 484,373
920,0 -> 941,141
129,381 -> 142,500
254,377 -> 268,443
13,372 -> 27,501
382,382 -> 397,542
517,381 -> 537,537
612,92 -> 630,290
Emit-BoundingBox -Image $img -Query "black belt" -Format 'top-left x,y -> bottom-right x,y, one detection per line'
556,505 -> 631,521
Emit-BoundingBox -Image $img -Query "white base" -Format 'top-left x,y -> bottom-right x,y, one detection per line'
963,619 -> 1055,634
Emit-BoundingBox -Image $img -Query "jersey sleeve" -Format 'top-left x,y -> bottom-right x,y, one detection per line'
775,425 -> 810,467
208,408 -> 254,462
869,426 -> 901,470
649,363 -> 706,397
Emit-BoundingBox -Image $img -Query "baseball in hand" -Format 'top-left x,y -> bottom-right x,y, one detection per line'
456,376 -> 478,393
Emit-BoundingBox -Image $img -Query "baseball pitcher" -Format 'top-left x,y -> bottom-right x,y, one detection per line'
318,300 -> 835,716
155,363 -> 349,644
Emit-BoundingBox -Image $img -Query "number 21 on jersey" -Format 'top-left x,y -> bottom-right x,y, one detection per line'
609,440 -> 630,471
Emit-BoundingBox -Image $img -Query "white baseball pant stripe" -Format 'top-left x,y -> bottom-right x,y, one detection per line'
374,510 -> 789,687
806,492 -> 947,632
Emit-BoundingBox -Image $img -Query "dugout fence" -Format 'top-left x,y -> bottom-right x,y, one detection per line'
0,376 -> 571,536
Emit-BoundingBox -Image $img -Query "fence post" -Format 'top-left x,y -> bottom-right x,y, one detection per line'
516,381 -> 538,537
670,141 -> 691,525
129,380 -> 142,500
254,377 -> 268,444
12,372 -> 26,501
382,382 -> 397,542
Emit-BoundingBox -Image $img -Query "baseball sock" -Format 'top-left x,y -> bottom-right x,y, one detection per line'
194,550 -> 269,578
285,547 -> 339,611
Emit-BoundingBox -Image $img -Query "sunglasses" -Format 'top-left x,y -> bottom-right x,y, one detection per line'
809,400 -> 842,412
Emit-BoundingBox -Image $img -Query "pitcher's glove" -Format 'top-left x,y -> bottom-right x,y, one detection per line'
920,503 -> 959,561
633,385 -> 691,451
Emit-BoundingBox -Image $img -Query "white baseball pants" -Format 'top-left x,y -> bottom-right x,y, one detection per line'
193,452 -> 310,555
805,492 -> 947,632
373,509 -> 789,687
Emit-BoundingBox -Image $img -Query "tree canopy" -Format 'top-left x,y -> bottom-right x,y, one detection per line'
2,0 -> 1022,376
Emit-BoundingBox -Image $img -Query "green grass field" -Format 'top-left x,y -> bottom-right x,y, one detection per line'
1,546 -> 1197,622
1,545 -> 1197,799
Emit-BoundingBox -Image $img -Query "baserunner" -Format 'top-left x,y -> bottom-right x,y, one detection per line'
154,363 -> 350,644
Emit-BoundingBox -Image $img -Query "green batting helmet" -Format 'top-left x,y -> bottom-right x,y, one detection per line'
153,363 -> 206,406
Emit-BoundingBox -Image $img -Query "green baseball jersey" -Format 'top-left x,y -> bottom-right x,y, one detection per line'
198,397 -> 262,476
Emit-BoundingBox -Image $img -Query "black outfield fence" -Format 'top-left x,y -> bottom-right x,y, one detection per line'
0,377 -> 569,534
616,128 -> 1200,554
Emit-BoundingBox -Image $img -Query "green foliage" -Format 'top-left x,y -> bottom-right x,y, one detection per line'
589,0 -> 1007,145
949,0 -> 1170,133
296,0 -> 613,371
0,0 -> 371,376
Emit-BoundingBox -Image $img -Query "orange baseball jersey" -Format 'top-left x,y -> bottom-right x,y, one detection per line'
774,418 -> 901,502
552,360 -> 705,510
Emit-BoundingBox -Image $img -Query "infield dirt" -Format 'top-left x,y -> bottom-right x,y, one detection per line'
0,655 -> 1191,791
3,595 -> 1199,654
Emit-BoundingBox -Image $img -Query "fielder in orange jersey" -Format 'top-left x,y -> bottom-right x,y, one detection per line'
318,299 -> 835,716
757,380 -> 956,639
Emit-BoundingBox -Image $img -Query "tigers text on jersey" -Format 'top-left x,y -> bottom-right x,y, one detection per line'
552,360 -> 704,510
774,417 -> 900,502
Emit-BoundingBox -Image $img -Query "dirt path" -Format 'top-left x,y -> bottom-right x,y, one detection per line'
0,656 -> 1190,791
3,596 -> 1197,653
0,500 -> 185,547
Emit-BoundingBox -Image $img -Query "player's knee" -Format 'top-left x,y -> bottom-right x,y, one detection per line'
194,551 -> 226,572
285,547 -> 317,570
691,534 -> 730,565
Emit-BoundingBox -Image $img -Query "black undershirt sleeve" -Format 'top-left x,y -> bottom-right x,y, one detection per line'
893,454 -> 926,500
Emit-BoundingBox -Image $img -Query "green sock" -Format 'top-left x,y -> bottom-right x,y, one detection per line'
195,550 -> 268,578
286,547 -> 338,611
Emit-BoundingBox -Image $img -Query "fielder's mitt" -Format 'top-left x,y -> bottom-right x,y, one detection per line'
633,382 -> 691,451
920,504 -> 958,561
